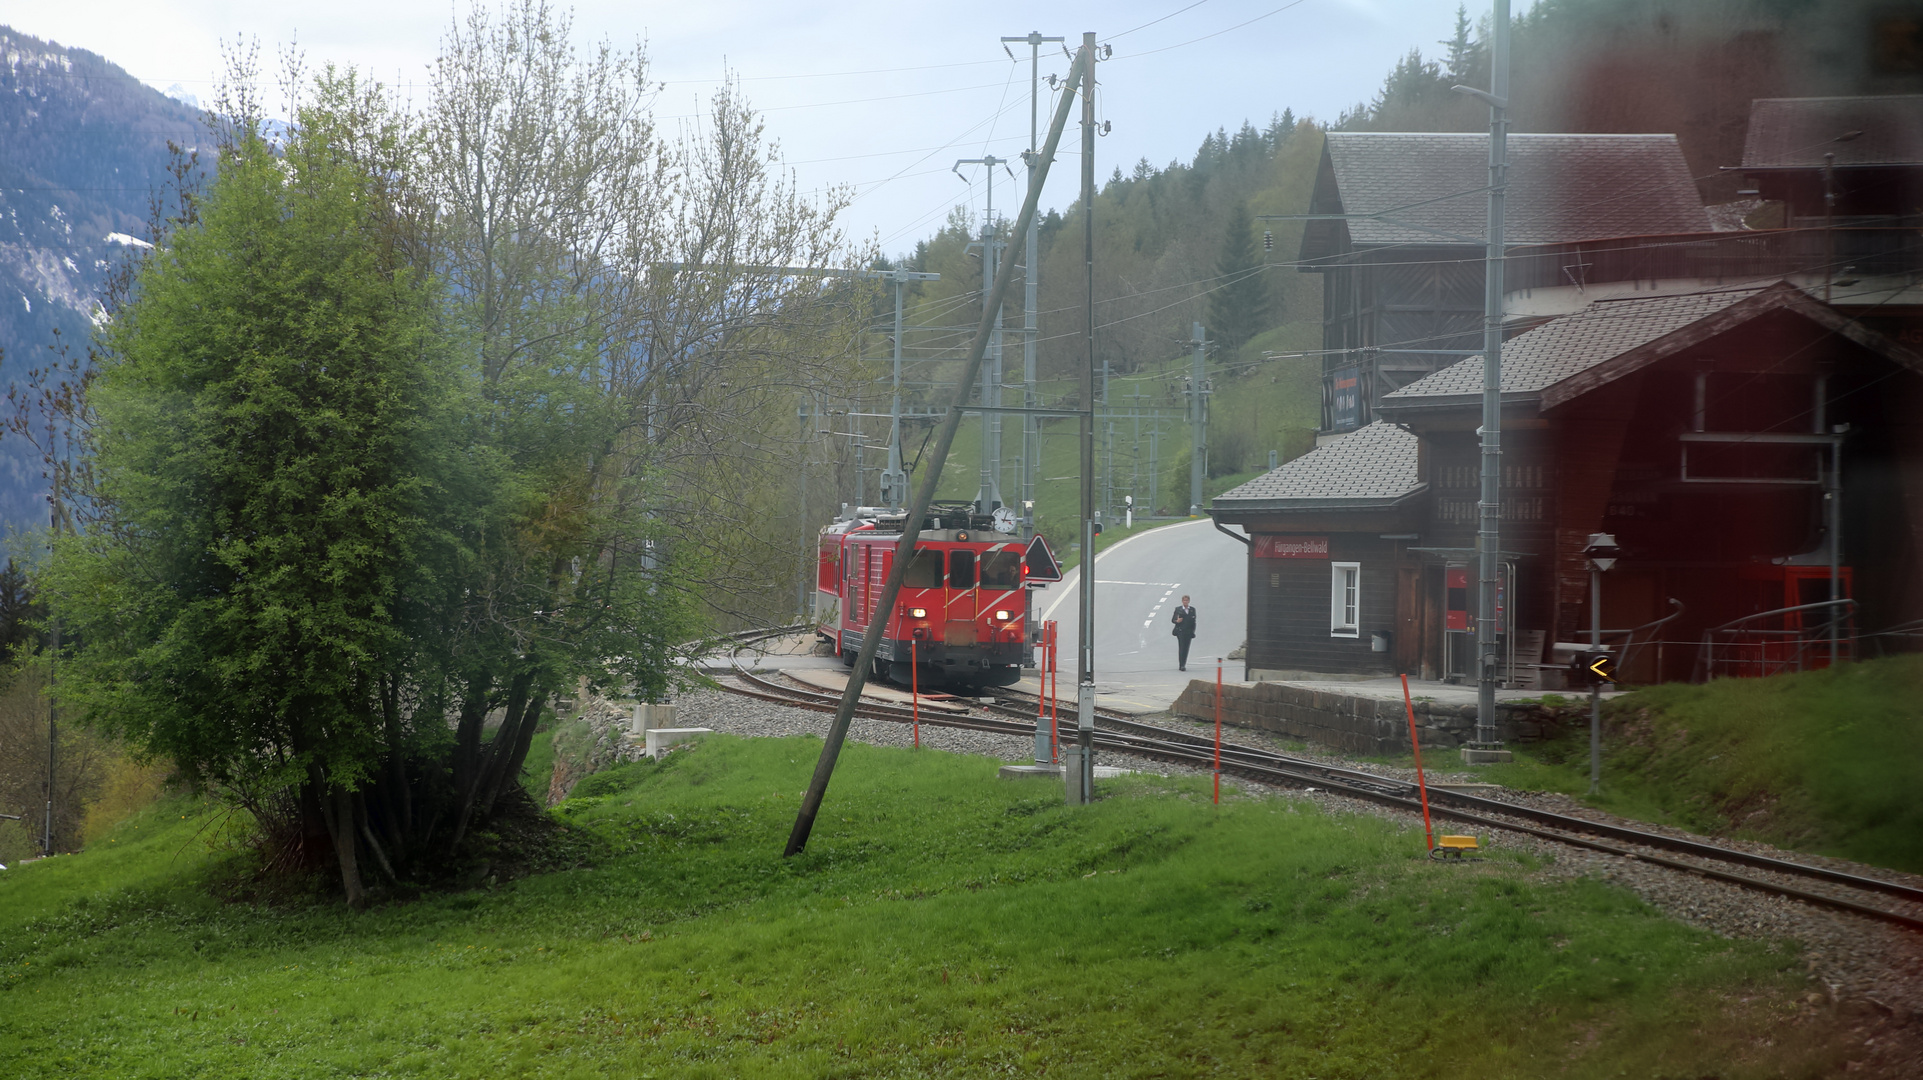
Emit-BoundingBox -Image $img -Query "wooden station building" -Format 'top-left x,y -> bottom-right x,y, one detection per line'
1212,98 -> 1923,685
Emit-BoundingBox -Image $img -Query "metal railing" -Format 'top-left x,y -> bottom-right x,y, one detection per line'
1694,599 -> 1858,682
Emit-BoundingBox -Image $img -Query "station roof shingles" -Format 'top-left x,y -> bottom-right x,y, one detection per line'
1313,132 -> 1711,250
1379,285 -> 1769,408
1741,95 -> 1923,169
1212,421 -> 1421,510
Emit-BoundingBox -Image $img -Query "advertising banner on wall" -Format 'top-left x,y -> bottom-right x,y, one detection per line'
1329,367 -> 1361,431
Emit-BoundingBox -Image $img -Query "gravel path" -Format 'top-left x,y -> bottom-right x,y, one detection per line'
663,681 -> 1923,1077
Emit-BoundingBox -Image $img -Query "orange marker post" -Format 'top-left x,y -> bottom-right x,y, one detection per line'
1048,620 -> 1060,763
910,638 -> 921,748
1214,662 -> 1223,805
1401,673 -> 1435,851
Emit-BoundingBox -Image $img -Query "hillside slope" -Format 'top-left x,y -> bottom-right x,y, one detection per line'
0,25 -> 207,525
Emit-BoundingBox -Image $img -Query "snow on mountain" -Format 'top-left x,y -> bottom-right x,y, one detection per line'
160,82 -> 200,110
0,24 -> 209,525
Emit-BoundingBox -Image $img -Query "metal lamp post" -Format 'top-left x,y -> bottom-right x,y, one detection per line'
1583,532 -> 1620,795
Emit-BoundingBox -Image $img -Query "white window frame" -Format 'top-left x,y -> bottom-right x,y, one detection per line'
1330,562 -> 1360,637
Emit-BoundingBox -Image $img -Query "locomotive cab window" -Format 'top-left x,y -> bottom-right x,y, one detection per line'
904,549 -> 943,588
980,550 -> 1020,589
949,550 -> 976,588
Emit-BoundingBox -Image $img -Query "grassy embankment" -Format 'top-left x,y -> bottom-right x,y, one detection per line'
1,734 -> 1855,1078
1418,656 -> 1923,874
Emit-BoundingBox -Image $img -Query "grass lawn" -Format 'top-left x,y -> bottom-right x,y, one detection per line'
1408,657 -> 1923,874
0,735 -> 1851,1078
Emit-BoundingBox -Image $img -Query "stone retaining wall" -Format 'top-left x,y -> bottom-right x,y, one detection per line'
1169,680 -> 1569,756
546,694 -> 647,804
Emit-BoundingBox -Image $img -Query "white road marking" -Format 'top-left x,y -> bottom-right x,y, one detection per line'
1037,518 -> 1215,624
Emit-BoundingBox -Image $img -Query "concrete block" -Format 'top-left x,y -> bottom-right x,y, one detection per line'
644,726 -> 711,759
998,764 -> 1136,780
1459,747 -> 1513,764
631,703 -> 677,736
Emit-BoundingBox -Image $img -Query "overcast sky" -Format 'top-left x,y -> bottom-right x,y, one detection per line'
21,1 -> 1493,258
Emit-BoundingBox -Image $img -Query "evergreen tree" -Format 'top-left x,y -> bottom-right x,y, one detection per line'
47,77 -> 459,906
0,558 -> 42,664
1441,4 -> 1485,85
1207,201 -> 1271,357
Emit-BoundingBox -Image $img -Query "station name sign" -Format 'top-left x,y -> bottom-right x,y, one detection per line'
1253,535 -> 1329,559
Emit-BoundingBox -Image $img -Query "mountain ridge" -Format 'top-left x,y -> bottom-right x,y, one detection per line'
0,25 -> 208,527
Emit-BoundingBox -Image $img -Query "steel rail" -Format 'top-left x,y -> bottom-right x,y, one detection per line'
992,687 -> 1923,909
723,664 -> 1923,926
708,641 -> 1923,931
711,638 -> 1923,926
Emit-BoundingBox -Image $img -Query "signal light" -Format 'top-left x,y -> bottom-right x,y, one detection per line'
1569,650 -> 1616,686
994,610 -> 1011,621
1262,229 -> 1273,251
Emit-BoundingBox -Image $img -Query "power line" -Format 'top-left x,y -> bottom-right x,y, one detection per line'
1111,0 -> 1313,60
1106,0 -> 1214,42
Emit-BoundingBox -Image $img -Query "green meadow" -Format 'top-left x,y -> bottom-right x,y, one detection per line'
1,735 -> 1852,1078
1451,656 -> 1923,874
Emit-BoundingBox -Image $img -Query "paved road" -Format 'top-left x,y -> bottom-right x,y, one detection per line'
1028,517 -> 1248,712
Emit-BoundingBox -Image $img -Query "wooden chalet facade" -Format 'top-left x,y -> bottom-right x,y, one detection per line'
1217,96 -> 1923,684
1216,282 -> 1923,683
1301,132 -> 1712,436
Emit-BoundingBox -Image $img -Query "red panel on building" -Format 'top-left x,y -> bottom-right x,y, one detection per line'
1445,567 -> 1470,631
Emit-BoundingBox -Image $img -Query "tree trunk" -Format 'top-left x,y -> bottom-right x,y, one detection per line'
449,667 -> 533,850
317,775 -> 366,910
451,672 -> 491,797
483,687 -> 548,817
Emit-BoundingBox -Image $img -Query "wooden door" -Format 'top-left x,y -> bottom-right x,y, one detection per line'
1395,567 -> 1421,674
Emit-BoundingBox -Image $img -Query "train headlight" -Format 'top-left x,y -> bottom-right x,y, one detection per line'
909,607 -> 927,618
994,610 -> 1012,621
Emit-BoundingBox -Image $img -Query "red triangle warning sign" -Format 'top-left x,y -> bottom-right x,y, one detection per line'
1024,534 -> 1062,582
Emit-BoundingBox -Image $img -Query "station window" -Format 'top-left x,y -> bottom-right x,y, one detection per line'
949,550 -> 976,589
980,550 -> 1021,589
904,549 -> 943,588
1330,562 -> 1360,637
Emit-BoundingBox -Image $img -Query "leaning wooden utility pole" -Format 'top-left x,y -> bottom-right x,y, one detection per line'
784,41 -> 1092,857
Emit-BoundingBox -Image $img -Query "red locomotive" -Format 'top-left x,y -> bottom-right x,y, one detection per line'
816,502 -> 1034,688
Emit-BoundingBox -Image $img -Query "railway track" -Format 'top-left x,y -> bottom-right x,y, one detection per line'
715,637 -> 1923,933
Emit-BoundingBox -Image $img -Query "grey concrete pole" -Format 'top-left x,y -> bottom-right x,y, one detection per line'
1472,0 -> 1510,749
1073,31 -> 1098,805
1189,322 -> 1207,515
880,276 -> 906,507
1830,433 -> 1843,666
958,155 -> 1009,514
1589,564 -> 1601,795
1003,32 -> 1060,542
43,468 -> 58,856
798,404 -> 810,618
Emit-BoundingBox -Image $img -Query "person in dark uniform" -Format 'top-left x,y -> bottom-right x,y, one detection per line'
1170,595 -> 1197,671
